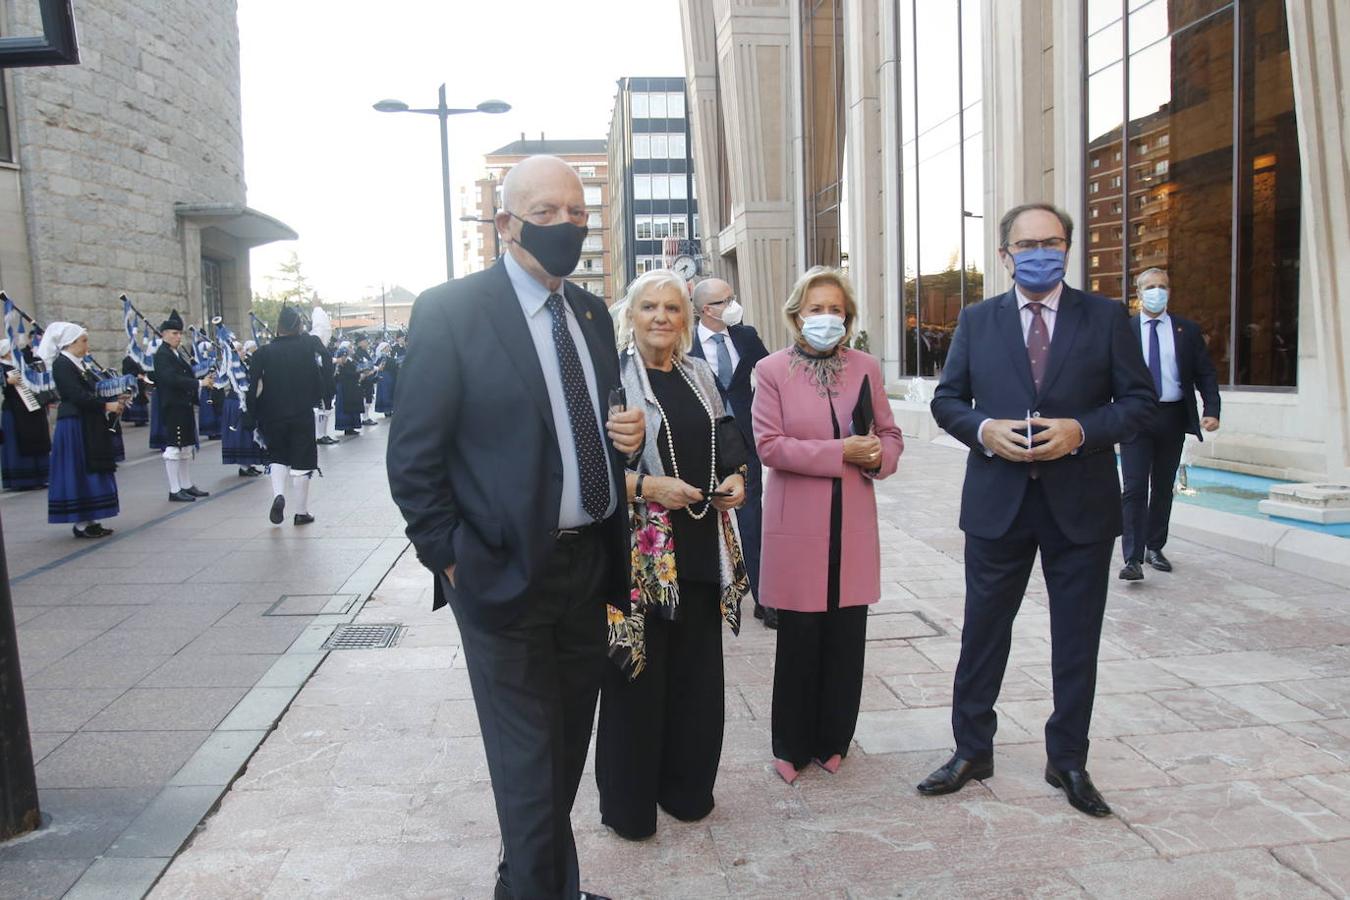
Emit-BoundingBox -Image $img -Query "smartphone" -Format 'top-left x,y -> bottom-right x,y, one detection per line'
608,386 -> 627,416
704,489 -> 734,498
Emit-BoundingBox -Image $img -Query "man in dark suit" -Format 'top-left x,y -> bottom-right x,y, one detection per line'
688,277 -> 773,626
386,155 -> 644,900
919,203 -> 1156,817
1119,267 -> 1221,580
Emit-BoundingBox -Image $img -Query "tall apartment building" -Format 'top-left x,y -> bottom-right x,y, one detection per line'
467,136 -> 611,300
607,77 -> 702,293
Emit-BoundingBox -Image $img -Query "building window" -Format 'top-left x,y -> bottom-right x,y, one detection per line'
668,175 -> 687,200
634,175 -> 652,200
692,214 -> 700,238
1084,0 -> 1300,387
671,218 -> 688,239
801,0 -> 845,270
651,134 -> 669,159
582,235 -> 602,252
651,174 -> 670,200
895,0 -> 984,376
631,92 -> 649,118
201,257 -> 224,322
0,74 -> 11,163
668,132 -> 687,160
578,165 -> 596,177
633,134 -> 650,159
650,92 -> 668,118
584,186 -> 602,206
635,215 -> 653,240
667,92 -> 686,118
588,212 -> 602,228
653,217 -> 671,239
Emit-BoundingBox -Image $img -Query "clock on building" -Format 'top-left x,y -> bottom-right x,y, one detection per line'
672,254 -> 698,280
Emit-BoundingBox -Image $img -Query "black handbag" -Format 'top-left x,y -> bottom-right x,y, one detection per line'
715,415 -> 750,477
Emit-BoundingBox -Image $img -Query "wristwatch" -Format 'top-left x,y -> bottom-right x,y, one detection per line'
635,473 -> 647,501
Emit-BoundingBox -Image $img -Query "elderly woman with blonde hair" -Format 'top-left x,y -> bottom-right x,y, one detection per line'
595,268 -> 752,840
753,266 -> 903,783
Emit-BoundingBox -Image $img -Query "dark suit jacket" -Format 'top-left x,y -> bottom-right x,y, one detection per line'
385,260 -> 631,628
152,342 -> 200,446
931,286 -> 1157,544
688,322 -> 769,450
1130,313 -> 1221,439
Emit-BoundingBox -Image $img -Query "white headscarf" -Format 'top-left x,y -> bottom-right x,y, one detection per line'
242,340 -> 257,354
37,322 -> 86,366
0,338 -> 12,364
338,340 -> 352,351
376,341 -> 391,357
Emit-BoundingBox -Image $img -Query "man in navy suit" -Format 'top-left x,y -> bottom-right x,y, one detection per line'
387,156 -> 644,900
688,277 -> 773,626
919,203 -> 1156,817
1119,267 -> 1221,580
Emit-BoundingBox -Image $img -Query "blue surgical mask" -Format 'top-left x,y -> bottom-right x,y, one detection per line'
801,314 -> 846,352
1011,247 -> 1066,294
1140,287 -> 1169,315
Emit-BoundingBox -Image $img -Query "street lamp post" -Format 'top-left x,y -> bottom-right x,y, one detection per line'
373,88 -> 510,283
459,215 -> 501,261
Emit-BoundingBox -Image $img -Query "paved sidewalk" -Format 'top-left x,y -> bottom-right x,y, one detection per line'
1,419 -> 406,899
153,437 -> 1350,898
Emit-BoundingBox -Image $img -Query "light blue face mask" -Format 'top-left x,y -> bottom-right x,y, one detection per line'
1140,286 -> 1169,314
801,314 -> 846,351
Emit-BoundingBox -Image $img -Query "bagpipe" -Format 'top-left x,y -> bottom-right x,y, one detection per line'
249,311 -> 274,347
213,320 -> 251,418
84,354 -> 135,432
121,294 -> 164,374
2,291 -> 60,409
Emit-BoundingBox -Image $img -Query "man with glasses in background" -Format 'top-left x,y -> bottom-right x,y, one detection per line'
689,277 -> 772,626
921,203 -> 1155,818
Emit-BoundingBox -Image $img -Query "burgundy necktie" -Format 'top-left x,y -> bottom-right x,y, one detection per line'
1025,301 -> 1050,390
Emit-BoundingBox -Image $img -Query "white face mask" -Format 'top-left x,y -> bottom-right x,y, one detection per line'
800,314 -> 846,352
720,300 -> 744,327
1140,286 -> 1168,315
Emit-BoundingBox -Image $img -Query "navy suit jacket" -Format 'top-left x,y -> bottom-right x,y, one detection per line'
931,286 -> 1157,544
688,322 -> 770,451
1129,312 -> 1221,440
385,260 -> 631,628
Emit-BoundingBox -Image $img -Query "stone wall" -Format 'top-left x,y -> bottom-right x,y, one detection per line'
5,0 -> 244,358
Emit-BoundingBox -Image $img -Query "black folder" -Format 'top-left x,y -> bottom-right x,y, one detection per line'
851,373 -> 874,436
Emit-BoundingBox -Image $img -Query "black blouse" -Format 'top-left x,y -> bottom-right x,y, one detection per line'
647,367 -> 719,585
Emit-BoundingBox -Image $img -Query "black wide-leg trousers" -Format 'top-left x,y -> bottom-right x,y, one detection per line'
951,480 -> 1113,771
595,580 -> 725,839
449,530 -> 608,900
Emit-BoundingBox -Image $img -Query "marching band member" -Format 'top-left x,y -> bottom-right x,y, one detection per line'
333,343 -> 363,436
373,340 -> 398,418
197,340 -> 224,440
354,335 -> 378,426
245,306 -> 323,525
120,353 -> 150,426
155,310 -> 212,502
220,343 -> 264,477
40,323 -> 122,538
1,338 -> 51,491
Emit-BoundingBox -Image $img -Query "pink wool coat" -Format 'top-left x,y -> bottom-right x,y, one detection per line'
752,348 -> 903,613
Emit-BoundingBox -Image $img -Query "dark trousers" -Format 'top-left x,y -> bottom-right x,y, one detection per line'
449,530 -> 608,900
739,458 -> 764,601
1120,402 -> 1189,562
595,580 -> 725,838
771,605 -> 868,768
952,480 -> 1113,771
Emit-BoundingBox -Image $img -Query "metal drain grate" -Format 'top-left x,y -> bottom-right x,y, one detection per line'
322,623 -> 401,650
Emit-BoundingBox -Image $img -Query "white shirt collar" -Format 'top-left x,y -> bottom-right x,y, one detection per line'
1142,310 -> 1172,328
60,349 -> 86,368
504,250 -> 561,317
697,321 -> 727,343
1015,281 -> 1064,311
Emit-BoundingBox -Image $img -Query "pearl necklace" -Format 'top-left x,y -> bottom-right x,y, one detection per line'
648,362 -> 718,520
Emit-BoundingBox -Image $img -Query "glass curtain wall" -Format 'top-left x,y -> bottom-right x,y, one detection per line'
1084,0 -> 1300,387
897,0 -> 984,376
801,0 -> 845,269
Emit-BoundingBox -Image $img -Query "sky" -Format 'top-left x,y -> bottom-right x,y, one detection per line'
236,0 -> 688,302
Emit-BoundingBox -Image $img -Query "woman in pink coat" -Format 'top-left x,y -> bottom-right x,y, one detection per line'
752,266 -> 903,783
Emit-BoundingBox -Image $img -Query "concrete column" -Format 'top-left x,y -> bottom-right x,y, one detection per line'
841,0 -> 886,359
1285,0 -> 1350,481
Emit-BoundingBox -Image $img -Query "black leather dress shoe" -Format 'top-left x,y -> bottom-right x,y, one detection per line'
761,607 -> 779,630
1118,560 -> 1144,581
1045,764 -> 1112,817
293,513 -> 315,526
1145,549 -> 1172,572
184,485 -> 210,498
580,893 -> 613,900
916,754 -> 993,796
268,494 -> 286,524
169,489 -> 196,502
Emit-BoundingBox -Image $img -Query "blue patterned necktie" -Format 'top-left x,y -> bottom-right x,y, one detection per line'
712,332 -> 734,388
545,293 -> 610,521
1147,319 -> 1163,398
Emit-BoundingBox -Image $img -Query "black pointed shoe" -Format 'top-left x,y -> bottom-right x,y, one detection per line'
1045,764 -> 1112,817
917,754 -> 994,796
1118,560 -> 1144,581
1145,549 -> 1172,572
184,485 -> 210,498
169,489 -> 196,502
268,494 -> 286,524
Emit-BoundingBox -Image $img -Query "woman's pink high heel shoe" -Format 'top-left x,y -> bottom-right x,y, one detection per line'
815,754 -> 842,774
773,759 -> 800,784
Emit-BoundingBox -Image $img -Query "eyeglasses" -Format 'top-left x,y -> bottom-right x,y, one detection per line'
703,296 -> 734,309
1005,238 -> 1069,252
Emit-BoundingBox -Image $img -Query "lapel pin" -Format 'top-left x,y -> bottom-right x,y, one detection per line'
586,311 -> 593,320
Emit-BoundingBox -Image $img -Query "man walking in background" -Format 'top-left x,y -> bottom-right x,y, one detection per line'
689,276 -> 772,626
1119,267 -> 1221,581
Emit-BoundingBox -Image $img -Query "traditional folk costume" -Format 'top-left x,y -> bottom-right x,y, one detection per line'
373,341 -> 398,416
246,306 -> 324,525
120,354 -> 150,426
197,342 -> 224,440
41,324 -> 119,537
154,310 -> 210,502
333,345 -> 363,435
1,339 -> 52,490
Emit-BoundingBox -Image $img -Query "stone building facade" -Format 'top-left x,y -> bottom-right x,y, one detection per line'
680,0 -> 1350,483
0,0 -> 293,359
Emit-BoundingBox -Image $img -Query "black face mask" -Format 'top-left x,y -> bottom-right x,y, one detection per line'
511,213 -> 587,278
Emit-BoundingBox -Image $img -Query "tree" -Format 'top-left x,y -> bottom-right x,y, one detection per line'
251,253 -> 317,331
